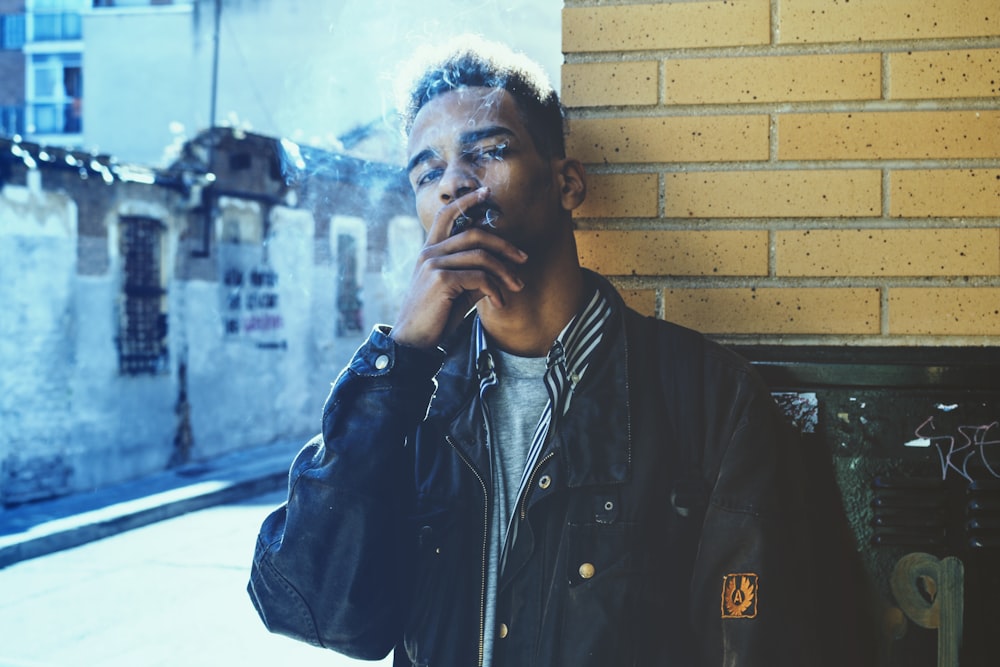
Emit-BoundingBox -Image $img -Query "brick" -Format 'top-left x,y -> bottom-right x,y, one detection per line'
665,54 -> 880,105
563,1 -> 770,53
619,288 -> 657,317
665,170 -> 881,218
778,111 -> 1000,160
663,287 -> 881,335
567,116 -> 769,164
776,229 -> 1000,277
889,49 -> 1000,100
574,173 -> 659,219
562,61 -> 659,107
575,230 -> 767,276
889,288 -> 1000,335
779,0 -> 1000,44
891,169 -> 1000,218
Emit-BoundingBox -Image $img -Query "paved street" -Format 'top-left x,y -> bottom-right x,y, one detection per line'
0,491 -> 392,667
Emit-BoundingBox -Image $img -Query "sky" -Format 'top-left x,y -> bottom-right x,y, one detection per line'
211,0 -> 563,156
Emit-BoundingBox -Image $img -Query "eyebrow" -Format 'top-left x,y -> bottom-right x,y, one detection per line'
406,148 -> 438,176
406,125 -> 515,175
458,125 -> 514,147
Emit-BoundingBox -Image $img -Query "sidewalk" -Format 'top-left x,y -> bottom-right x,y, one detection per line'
0,438 -> 304,568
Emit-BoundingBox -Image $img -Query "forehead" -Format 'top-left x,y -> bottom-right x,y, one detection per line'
407,87 -> 527,154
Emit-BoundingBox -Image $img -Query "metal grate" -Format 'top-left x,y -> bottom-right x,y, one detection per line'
118,216 -> 167,375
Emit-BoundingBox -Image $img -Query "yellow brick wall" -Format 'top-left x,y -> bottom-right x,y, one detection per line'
563,0 -> 1000,345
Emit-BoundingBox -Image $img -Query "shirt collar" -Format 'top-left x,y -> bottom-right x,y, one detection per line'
472,283 -> 611,388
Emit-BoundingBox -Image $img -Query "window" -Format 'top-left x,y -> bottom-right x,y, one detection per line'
27,53 -> 82,134
0,14 -> 26,49
229,152 -> 251,171
28,0 -> 84,42
336,234 -> 362,335
117,216 -> 168,375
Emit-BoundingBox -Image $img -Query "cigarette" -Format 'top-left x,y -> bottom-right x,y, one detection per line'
451,214 -> 471,236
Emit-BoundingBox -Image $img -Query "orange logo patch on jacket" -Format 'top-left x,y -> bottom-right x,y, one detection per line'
721,573 -> 758,619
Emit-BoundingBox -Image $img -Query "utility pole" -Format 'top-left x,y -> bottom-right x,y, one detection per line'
209,0 -> 221,130
194,0 -> 223,259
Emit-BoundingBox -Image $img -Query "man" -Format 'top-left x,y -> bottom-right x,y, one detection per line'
249,38 -> 843,666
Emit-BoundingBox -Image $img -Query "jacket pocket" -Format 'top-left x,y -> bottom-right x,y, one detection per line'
559,521 -> 639,665
402,501 -> 480,666
402,503 -> 452,660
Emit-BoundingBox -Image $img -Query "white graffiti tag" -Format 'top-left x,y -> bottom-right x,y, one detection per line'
905,417 -> 1000,483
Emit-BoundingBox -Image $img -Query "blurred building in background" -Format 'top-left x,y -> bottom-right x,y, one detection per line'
0,1 -> 27,138
0,126 -> 422,507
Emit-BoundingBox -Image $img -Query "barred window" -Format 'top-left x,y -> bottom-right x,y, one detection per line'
118,215 -> 168,375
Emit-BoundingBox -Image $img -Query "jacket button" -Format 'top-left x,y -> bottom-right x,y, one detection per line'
498,623 -> 509,639
374,354 -> 390,370
579,562 -> 596,579
538,475 -> 551,489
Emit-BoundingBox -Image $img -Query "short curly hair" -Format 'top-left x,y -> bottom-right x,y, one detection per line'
397,36 -> 566,159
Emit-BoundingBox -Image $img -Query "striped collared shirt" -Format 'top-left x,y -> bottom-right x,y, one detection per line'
473,283 -> 612,666
473,283 -> 613,518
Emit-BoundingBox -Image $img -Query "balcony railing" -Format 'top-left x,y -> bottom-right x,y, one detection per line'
29,11 -> 82,42
26,100 -> 82,135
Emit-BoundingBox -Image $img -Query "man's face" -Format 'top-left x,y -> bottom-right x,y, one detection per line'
405,86 -> 565,255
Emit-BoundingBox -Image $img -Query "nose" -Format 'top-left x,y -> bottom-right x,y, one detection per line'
438,162 -> 480,203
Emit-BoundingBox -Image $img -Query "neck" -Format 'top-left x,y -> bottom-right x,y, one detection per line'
477,238 -> 586,358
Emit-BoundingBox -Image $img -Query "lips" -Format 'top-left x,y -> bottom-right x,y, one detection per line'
451,202 -> 501,236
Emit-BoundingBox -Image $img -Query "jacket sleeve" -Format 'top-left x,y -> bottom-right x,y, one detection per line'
247,326 -> 443,660
690,350 -> 820,667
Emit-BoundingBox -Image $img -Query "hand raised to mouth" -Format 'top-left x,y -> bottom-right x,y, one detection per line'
391,187 -> 528,350
451,203 -> 500,236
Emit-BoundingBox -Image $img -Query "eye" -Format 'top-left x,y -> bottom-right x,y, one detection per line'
481,142 -> 508,160
414,167 -> 443,187
467,142 -> 509,163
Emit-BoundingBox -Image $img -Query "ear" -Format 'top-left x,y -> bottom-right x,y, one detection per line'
554,158 -> 587,212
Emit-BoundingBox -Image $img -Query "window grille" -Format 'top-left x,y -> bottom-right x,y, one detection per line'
118,215 -> 168,375
336,233 -> 362,335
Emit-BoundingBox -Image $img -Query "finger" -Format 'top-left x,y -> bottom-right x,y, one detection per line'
425,247 -> 525,293
437,269 -> 510,309
423,227 -> 528,272
425,186 -> 491,246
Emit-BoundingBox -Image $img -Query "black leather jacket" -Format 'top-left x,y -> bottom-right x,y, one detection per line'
249,275 -> 820,666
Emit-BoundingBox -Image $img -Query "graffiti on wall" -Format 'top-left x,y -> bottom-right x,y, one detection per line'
905,417 -> 1000,483
222,263 -> 285,348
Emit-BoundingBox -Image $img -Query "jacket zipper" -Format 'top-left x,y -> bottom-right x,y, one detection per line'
520,451 -> 556,520
445,435 -> 489,667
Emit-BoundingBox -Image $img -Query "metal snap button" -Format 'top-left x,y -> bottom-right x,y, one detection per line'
374,354 -> 390,370
579,562 -> 596,579
538,475 -> 552,489
498,623 -> 509,639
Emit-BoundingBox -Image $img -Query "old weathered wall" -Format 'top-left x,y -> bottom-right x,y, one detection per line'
0,175 -> 79,501
1,169 -> 188,501
563,0 -> 1000,345
0,133 -> 418,506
